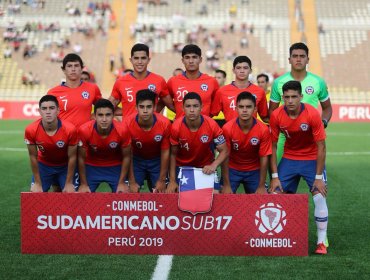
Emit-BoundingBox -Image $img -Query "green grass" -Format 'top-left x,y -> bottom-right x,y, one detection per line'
0,121 -> 369,279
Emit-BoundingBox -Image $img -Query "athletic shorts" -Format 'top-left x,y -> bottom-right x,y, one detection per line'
133,156 -> 162,192
85,164 -> 121,193
32,162 -> 68,192
227,168 -> 260,194
278,158 -> 327,193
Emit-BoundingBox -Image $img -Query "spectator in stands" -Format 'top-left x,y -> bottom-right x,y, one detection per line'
3,45 -> 12,58
229,3 -> 237,17
240,36 -> 249,48
109,54 -> 115,72
318,23 -> 325,34
73,42 -> 82,54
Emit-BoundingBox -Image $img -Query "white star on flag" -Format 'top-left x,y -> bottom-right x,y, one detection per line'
180,175 -> 188,185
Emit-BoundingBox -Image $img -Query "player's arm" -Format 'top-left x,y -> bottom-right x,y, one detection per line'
128,150 -> 140,193
108,95 -> 122,116
259,92 -> 270,124
269,141 -> 283,193
166,144 -> 179,193
256,156 -> 268,194
203,142 -> 229,175
320,99 -> 332,128
158,95 -> 175,113
117,146 -> 131,193
27,144 -> 42,192
155,148 -> 170,193
77,146 -> 91,193
312,140 -> 327,196
63,145 -> 77,193
220,157 -> 232,194
268,100 -> 279,116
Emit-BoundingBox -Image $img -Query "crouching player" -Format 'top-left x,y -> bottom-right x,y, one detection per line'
78,99 -> 131,193
269,81 -> 329,254
124,89 -> 171,193
24,95 -> 77,192
221,92 -> 271,194
167,92 -> 228,193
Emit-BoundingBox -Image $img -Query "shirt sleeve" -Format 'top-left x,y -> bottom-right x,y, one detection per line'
167,77 -> 174,98
120,122 -> 132,148
68,125 -> 78,146
24,125 -> 35,145
257,90 -> 269,118
160,121 -> 171,150
210,88 -> 222,116
93,84 -> 102,103
259,125 -> 272,157
159,77 -> 170,98
270,80 -> 282,103
110,79 -> 122,101
310,108 -> 326,142
318,78 -> 330,102
78,126 -> 88,148
269,111 -> 280,143
169,121 -> 179,146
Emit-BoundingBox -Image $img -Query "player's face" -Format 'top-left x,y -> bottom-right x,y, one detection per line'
39,101 -> 59,124
182,53 -> 202,72
183,99 -> 202,121
95,107 -> 114,130
289,49 -> 309,71
233,62 -> 251,81
236,99 -> 256,121
137,100 -> 155,121
81,73 -> 90,82
130,51 -> 150,74
215,73 -> 226,86
63,61 -> 82,81
283,90 -> 303,113
257,77 -> 268,91
173,69 -> 183,76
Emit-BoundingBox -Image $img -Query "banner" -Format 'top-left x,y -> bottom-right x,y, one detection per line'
330,104 -> 370,122
21,193 -> 308,256
0,101 -> 39,119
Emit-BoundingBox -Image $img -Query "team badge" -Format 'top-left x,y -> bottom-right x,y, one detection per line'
200,135 -> 209,143
81,91 -> 90,99
250,137 -> 259,145
300,123 -> 309,131
255,203 -> 287,235
56,140 -> 65,148
154,135 -> 162,142
214,135 -> 225,145
200,83 -> 208,91
148,84 -> 156,92
109,142 -> 118,148
305,86 -> 314,95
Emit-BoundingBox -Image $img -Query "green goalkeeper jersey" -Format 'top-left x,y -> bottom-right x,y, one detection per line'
270,72 -> 329,108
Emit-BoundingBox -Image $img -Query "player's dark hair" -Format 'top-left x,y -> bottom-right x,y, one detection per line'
136,89 -> 156,105
236,91 -> 256,106
215,69 -> 226,78
94,98 -> 114,114
131,43 -> 149,57
182,44 -> 202,57
183,92 -> 202,105
257,73 -> 269,83
62,53 -> 84,69
233,55 -> 252,68
39,95 -> 59,108
282,80 -> 302,95
289,42 -> 309,56
124,69 -> 134,74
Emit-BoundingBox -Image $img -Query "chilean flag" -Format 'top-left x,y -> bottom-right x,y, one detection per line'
178,167 -> 215,215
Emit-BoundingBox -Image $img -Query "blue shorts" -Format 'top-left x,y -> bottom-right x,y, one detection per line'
133,156 -> 162,192
227,168 -> 260,194
85,164 -> 121,193
176,166 -> 220,190
278,158 -> 327,193
32,162 -> 68,192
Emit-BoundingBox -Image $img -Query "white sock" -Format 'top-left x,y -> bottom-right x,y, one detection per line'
313,193 -> 328,245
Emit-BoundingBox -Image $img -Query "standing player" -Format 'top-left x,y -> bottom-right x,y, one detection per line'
257,73 -> 271,103
109,43 -> 175,118
125,89 -> 171,193
221,92 -> 271,194
167,44 -> 219,118
78,99 -> 131,193
211,56 -> 269,123
24,95 -> 77,193
48,53 -> 102,128
269,81 -> 328,255
167,92 -> 228,193
269,42 -> 332,161
215,69 -> 227,86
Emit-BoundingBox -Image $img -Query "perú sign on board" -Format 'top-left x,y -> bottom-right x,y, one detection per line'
21,193 -> 308,256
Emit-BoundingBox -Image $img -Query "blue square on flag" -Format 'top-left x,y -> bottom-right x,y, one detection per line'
178,167 -> 215,215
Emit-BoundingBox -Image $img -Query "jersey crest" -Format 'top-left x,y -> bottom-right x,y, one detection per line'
148,84 -> 156,92
81,91 -> 90,99
305,86 -> 314,95
200,135 -> 209,143
154,135 -> 163,142
200,83 -> 208,91
109,142 -> 118,148
250,137 -> 259,146
300,123 -> 309,131
56,140 -> 65,148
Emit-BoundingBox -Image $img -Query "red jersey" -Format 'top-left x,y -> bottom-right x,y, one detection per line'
78,120 -> 131,166
170,115 -> 226,167
270,103 -> 326,160
211,82 -> 268,122
167,73 -> 219,118
124,112 -> 171,159
223,117 -> 272,171
48,82 -> 102,128
24,119 -> 78,166
111,72 -> 169,118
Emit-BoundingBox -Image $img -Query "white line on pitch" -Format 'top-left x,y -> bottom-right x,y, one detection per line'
327,132 -> 370,136
327,151 -> 370,156
0,130 -> 23,134
151,255 -> 173,280
0,147 -> 27,152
